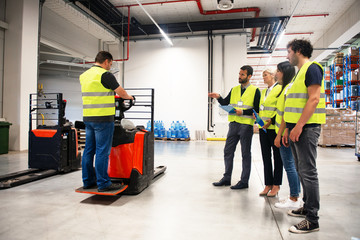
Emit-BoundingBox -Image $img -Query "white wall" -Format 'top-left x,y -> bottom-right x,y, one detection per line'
124,38 -> 208,137
38,68 -> 83,123
123,34 -> 247,138
211,34 -> 248,136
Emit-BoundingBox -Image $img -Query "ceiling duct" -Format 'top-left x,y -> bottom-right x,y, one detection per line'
217,0 -> 234,11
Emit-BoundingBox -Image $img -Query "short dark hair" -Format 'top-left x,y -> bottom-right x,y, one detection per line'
240,65 -> 253,76
286,39 -> 313,58
276,61 -> 295,97
95,51 -> 113,64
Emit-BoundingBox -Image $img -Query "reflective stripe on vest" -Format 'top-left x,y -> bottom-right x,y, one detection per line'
80,66 -> 115,117
275,86 -> 286,135
228,84 -> 258,126
259,84 -> 282,130
284,61 -> 326,124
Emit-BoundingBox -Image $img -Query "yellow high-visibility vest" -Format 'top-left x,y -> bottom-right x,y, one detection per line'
259,84 -> 282,130
80,66 -> 115,117
284,61 -> 326,124
228,84 -> 258,126
275,86 -> 286,135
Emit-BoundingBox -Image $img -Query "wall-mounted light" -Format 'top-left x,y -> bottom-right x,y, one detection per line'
217,0 -> 234,11
134,0 -> 173,46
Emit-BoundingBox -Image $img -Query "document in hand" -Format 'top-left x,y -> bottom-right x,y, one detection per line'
220,105 -> 236,114
253,109 -> 267,133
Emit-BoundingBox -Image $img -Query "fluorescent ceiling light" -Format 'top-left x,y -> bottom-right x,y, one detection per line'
134,0 -> 173,46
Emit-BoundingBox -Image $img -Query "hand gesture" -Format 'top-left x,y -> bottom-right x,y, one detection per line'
208,92 -> 220,99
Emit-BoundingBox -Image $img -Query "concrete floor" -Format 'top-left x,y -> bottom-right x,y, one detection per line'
0,134 -> 359,240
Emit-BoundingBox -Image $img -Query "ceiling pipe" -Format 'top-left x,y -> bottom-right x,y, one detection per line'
254,32 -> 313,37
293,13 -> 329,18
116,0 -> 261,42
247,56 -> 287,58
84,6 -> 131,64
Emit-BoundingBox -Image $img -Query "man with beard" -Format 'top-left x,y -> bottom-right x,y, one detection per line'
209,65 -> 260,189
282,39 -> 325,233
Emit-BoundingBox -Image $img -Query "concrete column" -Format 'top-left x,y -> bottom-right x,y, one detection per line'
4,0 -> 39,151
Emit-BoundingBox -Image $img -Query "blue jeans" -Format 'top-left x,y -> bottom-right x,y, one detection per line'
82,121 -> 114,190
279,145 -> 300,197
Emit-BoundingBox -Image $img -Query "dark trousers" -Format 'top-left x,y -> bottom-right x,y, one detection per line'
223,122 -> 254,184
259,129 -> 283,186
290,126 -> 321,224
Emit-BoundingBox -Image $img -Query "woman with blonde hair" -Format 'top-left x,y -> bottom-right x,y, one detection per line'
258,68 -> 283,197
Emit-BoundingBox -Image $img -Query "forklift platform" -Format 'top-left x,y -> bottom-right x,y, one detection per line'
75,165 -> 166,196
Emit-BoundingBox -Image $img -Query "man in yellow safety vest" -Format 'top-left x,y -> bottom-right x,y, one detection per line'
282,39 -> 326,234
80,51 -> 133,192
209,65 -> 260,190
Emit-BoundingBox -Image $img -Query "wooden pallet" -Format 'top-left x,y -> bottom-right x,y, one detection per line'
318,144 -> 355,148
76,128 -> 86,150
155,137 -> 190,141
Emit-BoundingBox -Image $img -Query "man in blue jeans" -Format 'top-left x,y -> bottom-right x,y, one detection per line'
80,51 -> 133,192
283,39 -> 326,233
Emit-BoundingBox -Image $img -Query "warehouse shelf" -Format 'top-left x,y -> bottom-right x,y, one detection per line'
329,64 -> 343,108
343,49 -> 360,109
327,47 -> 360,109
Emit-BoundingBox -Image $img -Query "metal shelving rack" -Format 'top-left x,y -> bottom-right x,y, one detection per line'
343,53 -> 360,109
329,64 -> 343,108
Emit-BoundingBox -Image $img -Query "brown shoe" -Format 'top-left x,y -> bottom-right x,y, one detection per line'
267,185 -> 280,197
259,185 -> 272,196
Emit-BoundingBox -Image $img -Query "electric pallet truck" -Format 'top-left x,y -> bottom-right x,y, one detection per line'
75,88 -> 166,196
0,93 -> 81,189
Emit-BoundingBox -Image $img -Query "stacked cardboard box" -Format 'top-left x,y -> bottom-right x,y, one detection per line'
351,70 -> 359,81
334,52 -> 344,65
318,108 -> 356,146
356,111 -> 360,155
350,47 -> 359,56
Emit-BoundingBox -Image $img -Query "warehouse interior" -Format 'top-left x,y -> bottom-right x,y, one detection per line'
0,0 -> 360,239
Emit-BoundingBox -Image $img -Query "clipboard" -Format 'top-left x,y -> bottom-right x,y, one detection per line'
253,109 -> 267,133
220,105 -> 236,114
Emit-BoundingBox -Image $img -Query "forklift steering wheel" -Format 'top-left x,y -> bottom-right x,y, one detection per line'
119,96 -> 135,112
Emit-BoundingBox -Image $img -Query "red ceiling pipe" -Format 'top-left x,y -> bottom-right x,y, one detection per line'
113,6 -> 131,62
293,14 -> 329,18
116,0 -> 261,42
84,6 -> 130,64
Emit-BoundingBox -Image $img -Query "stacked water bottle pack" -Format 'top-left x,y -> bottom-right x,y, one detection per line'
146,120 -> 190,140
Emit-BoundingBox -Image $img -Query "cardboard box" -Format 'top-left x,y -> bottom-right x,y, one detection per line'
352,71 -> 359,81
334,116 -> 342,123
350,47 -> 359,56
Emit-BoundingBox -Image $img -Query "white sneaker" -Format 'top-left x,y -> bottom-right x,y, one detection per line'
275,197 -> 301,209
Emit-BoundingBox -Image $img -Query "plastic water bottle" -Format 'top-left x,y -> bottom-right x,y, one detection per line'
160,120 -> 164,129
171,128 -> 176,138
183,128 -> 189,139
175,121 -> 180,130
167,129 -> 171,138
171,121 -> 175,129
154,128 -> 158,137
181,121 -> 186,130
179,129 -> 183,138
